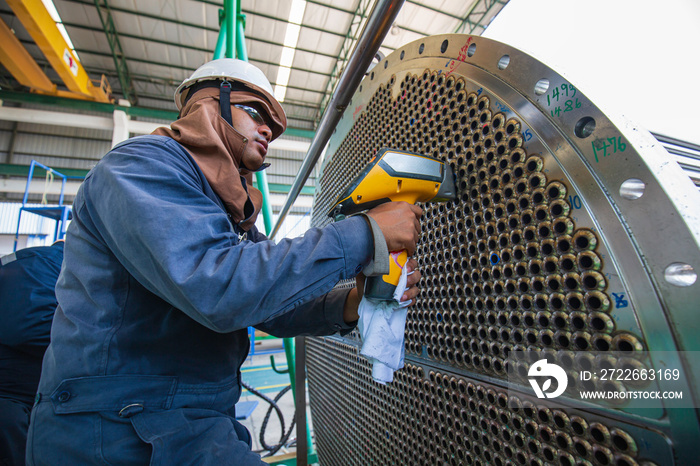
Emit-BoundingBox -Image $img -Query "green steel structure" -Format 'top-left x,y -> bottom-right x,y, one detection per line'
92,0 -> 137,104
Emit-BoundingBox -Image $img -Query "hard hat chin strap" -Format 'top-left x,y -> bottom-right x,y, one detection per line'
219,80 -> 270,173
220,81 -> 233,126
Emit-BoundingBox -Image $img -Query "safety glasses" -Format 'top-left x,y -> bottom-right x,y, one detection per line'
233,104 -> 269,127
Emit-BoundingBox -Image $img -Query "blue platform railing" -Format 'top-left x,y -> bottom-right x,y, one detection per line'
13,161 -> 73,252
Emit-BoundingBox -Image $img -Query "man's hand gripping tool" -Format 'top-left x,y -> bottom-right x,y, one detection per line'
328,148 -> 457,301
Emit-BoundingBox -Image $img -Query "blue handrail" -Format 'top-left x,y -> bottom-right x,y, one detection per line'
13,160 -> 72,251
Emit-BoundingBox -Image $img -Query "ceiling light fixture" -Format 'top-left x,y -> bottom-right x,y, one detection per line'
274,0 -> 307,102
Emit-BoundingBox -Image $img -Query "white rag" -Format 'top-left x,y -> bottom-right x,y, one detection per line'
357,257 -> 412,384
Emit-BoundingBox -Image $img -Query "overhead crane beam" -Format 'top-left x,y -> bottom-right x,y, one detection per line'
6,0 -> 113,103
0,16 -> 56,93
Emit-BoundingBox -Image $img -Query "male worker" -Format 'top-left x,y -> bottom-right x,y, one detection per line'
0,240 -> 64,466
26,59 -> 422,464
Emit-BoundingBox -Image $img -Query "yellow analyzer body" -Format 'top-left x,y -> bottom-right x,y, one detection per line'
328,148 -> 456,301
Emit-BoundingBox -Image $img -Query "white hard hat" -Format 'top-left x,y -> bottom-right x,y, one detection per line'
175,59 -> 286,136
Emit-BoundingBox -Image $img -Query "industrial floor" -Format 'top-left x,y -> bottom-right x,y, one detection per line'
237,336 -> 307,461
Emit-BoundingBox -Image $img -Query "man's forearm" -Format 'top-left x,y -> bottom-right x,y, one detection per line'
343,287 -> 361,324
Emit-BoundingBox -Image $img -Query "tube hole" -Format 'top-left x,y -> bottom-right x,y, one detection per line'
595,337 -> 610,351
574,336 -> 589,350
574,117 -> 596,138
618,340 -> 633,352
612,434 -> 629,451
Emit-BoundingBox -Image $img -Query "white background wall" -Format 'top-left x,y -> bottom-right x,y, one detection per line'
483,0 -> 700,145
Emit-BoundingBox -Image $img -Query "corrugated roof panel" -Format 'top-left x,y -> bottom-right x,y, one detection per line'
286,120 -> 314,131
247,40 -> 280,70
147,0 -> 197,21
246,13 -> 287,46
13,134 -> 78,158
299,25 -> 347,57
81,54 -> 116,72
288,70 -> 328,94
65,28 -> 111,56
0,115 -> 111,159
441,0 -> 479,17
250,62 -> 281,91
284,89 -> 324,107
14,131 -> 109,159
138,53 -> 207,85
302,3 -> 353,34
55,0 -> 96,23
246,1 -> 290,22
58,3 -> 111,56
116,14 -> 159,39
294,49 -> 335,76
398,3 -> 447,31
132,96 -> 177,113
284,104 -> 317,122
322,0 -> 361,12
381,30 -> 426,51
400,1 -> 456,30
177,48 -> 213,71
142,0 -> 216,29
10,115 -> 112,139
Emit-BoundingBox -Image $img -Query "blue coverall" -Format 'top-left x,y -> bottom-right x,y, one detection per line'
0,241 -> 63,466
26,136 -> 373,464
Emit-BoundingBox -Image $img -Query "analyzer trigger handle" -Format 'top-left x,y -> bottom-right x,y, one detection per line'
364,250 -> 408,302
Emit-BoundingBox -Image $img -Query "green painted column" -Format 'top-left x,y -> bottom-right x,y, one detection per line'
214,12 -> 227,59
234,1 -> 248,62
224,0 -> 235,59
255,172 -> 274,235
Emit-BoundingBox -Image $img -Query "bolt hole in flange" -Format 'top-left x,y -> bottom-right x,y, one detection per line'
498,55 -> 510,70
574,117 -> 596,138
619,178 -> 645,200
664,263 -> 697,287
441,40 -> 449,53
534,78 -> 549,95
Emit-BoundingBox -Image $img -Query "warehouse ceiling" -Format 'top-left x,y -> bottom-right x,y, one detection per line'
0,0 -> 507,131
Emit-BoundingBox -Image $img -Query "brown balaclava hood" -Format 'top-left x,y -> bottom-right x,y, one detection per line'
153,87 -> 280,231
